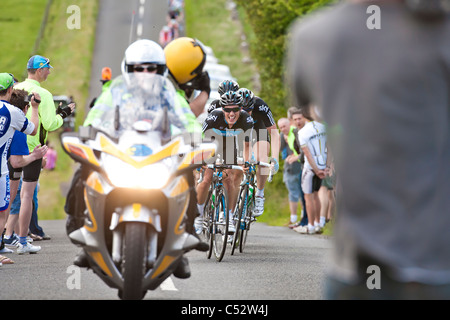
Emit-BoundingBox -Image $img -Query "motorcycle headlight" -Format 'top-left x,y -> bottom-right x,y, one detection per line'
103,155 -> 171,189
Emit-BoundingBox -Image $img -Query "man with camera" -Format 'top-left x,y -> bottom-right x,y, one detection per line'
13,55 -> 75,253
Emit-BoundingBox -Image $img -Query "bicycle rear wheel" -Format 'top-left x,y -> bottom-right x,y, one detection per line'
202,188 -> 214,259
212,188 -> 228,262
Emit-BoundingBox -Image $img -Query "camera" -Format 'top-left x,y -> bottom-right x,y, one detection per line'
24,93 -> 41,104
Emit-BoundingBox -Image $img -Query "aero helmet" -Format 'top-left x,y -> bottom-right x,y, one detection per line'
218,79 -> 239,96
219,91 -> 243,108
237,88 -> 255,112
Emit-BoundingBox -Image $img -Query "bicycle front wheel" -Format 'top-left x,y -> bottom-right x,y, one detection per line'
240,191 -> 254,253
212,188 -> 229,262
231,185 -> 248,255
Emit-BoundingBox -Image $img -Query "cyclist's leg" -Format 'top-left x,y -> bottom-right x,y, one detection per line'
222,168 -> 242,233
222,168 -> 242,216
196,168 -> 213,215
253,136 -> 270,216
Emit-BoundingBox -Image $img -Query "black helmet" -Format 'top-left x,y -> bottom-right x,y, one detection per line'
237,88 -> 255,112
218,79 -> 239,96
219,91 -> 243,107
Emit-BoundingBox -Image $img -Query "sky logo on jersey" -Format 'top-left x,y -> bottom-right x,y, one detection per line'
258,104 -> 269,113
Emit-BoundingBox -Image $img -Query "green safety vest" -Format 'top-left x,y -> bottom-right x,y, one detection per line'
15,79 -> 64,151
287,126 -> 299,157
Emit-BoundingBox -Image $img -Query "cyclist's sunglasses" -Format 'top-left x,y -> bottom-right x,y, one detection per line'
222,107 -> 241,113
132,65 -> 158,72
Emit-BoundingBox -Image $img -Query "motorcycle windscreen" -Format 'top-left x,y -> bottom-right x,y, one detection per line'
90,73 -> 187,139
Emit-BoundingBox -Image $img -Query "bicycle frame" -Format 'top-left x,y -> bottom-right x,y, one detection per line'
231,160 -> 272,255
200,163 -> 243,262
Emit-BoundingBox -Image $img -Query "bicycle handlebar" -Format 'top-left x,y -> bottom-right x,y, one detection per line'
197,160 -> 274,184
197,163 -> 244,184
244,160 -> 274,182
206,163 -> 244,171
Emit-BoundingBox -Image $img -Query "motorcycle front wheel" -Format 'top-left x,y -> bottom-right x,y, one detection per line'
120,222 -> 147,300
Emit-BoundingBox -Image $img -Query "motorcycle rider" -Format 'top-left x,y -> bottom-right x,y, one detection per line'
163,37 -> 211,120
65,39 -> 210,279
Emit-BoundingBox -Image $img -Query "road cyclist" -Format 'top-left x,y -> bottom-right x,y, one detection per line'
195,91 -> 254,260
236,87 -> 279,217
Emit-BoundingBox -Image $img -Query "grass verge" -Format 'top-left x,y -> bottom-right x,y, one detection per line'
2,1 -> 98,220
0,0 -> 48,79
38,0 -> 98,220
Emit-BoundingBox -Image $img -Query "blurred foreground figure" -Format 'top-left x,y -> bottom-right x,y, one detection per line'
287,0 -> 450,299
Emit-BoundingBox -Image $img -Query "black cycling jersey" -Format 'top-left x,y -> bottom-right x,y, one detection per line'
206,99 -> 220,114
207,96 -> 275,142
249,97 -> 275,142
202,109 -> 254,164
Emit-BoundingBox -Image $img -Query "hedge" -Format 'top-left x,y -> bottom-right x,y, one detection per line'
235,0 -> 335,119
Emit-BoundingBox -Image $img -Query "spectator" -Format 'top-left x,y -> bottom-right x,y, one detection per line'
0,73 -> 40,255
287,0 -> 450,299
3,89 -> 49,248
293,107 -> 327,235
277,117 -> 303,226
287,107 -> 308,228
168,19 -> 180,40
318,160 -> 335,228
14,55 -> 75,253
44,143 -> 57,170
159,25 -> 173,48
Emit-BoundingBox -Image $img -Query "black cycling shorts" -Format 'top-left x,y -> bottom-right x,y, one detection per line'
7,161 -> 23,181
22,158 -> 43,182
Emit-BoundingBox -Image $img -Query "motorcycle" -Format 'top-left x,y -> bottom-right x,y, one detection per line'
61,73 -> 216,300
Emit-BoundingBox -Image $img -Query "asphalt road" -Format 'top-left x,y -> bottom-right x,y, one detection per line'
87,0 -> 168,109
0,219 -> 332,301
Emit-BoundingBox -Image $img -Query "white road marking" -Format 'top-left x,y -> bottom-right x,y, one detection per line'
137,22 -> 143,37
160,277 -> 178,291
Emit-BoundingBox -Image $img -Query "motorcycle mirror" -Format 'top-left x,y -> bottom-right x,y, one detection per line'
79,126 -> 93,141
114,105 -> 120,131
161,106 -> 171,144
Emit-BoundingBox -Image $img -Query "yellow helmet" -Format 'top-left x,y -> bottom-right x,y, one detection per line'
164,37 -> 206,85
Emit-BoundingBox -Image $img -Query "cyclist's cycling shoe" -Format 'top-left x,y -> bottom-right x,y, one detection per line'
254,196 -> 265,217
